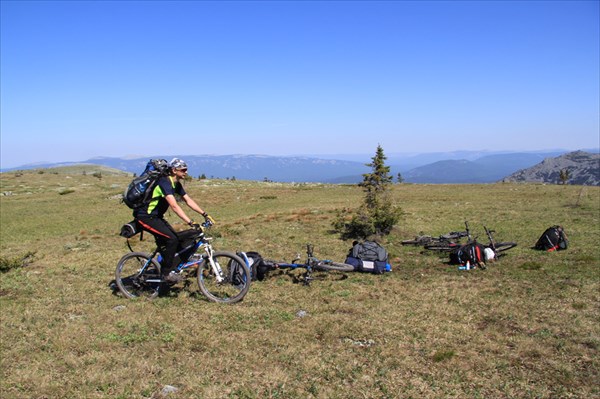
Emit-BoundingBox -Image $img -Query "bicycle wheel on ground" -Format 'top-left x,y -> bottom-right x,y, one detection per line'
441,231 -> 469,240
424,242 -> 461,252
401,236 -> 433,246
197,251 -> 250,304
115,252 -> 162,300
314,260 -> 355,272
493,242 -> 518,253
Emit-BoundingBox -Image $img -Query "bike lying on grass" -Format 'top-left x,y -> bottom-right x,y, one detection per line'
115,221 -> 250,303
422,221 -> 473,252
261,244 -> 354,286
423,221 -> 517,259
401,230 -> 469,247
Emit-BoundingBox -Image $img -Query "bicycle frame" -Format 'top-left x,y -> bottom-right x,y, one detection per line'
484,226 -> 497,252
483,226 -> 517,258
168,237 -> 227,283
130,222 -> 226,284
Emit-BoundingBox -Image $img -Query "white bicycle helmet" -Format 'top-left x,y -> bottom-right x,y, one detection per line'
169,158 -> 187,170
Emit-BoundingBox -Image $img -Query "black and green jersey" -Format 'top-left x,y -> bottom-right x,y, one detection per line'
134,176 -> 186,218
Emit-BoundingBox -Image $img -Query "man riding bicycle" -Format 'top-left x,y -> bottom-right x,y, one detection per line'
134,158 -> 215,283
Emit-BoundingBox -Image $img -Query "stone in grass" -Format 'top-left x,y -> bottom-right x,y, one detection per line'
161,385 -> 178,396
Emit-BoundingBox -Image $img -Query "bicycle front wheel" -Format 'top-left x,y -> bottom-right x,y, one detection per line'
197,251 -> 250,303
494,242 -> 518,253
314,260 -> 355,272
115,252 -> 162,300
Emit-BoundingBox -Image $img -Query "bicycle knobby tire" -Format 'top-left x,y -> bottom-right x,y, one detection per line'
115,252 -> 162,300
493,242 -> 518,253
314,260 -> 355,272
424,243 -> 461,252
197,251 -> 250,304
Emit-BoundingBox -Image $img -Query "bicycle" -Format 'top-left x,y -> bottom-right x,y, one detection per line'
261,244 -> 355,285
422,221 -> 472,252
115,221 -> 250,303
424,222 -> 518,257
402,230 -> 469,247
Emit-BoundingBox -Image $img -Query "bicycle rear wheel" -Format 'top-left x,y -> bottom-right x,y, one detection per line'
115,252 -> 162,299
197,251 -> 250,303
424,242 -> 461,252
314,260 -> 355,272
493,242 -> 518,253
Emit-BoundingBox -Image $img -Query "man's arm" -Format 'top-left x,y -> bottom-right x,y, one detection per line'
182,194 -> 214,224
165,194 -> 194,225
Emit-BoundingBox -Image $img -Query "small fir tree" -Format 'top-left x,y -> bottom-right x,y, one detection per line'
333,145 -> 402,239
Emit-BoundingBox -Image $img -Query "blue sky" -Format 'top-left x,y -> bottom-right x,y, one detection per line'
1,0 -> 598,168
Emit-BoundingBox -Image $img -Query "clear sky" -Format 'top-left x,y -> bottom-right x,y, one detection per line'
1,0 -> 598,168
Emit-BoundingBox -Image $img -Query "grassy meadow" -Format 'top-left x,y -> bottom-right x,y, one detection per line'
1,168 -> 599,399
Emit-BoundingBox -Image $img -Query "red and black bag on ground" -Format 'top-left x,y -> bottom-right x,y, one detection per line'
449,242 -> 487,266
534,226 -> 568,252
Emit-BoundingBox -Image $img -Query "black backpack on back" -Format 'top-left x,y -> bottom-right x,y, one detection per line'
535,226 -> 568,251
122,159 -> 169,209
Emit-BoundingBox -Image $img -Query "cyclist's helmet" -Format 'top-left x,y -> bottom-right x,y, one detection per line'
169,158 -> 187,170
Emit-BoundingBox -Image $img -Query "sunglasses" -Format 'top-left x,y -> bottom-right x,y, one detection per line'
178,168 -> 188,172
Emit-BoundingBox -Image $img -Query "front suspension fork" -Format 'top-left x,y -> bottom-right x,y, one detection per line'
204,247 -> 226,283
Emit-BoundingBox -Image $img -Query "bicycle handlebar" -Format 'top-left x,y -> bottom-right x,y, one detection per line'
306,243 -> 314,257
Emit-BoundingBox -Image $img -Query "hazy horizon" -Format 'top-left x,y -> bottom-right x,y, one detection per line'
5,147 -> 599,171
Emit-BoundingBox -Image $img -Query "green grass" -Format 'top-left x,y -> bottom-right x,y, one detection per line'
1,171 -> 599,398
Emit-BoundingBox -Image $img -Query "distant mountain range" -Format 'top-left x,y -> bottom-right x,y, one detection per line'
3,149 -> 598,185
502,151 -> 600,186
400,151 -> 580,184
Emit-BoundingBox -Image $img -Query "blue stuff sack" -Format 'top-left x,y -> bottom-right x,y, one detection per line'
358,260 -> 387,274
344,256 -> 361,271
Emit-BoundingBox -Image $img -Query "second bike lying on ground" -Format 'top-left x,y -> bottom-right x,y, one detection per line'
405,221 -> 518,259
401,230 -> 469,247
260,244 -> 354,285
115,220 -> 250,303
420,221 -> 473,252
